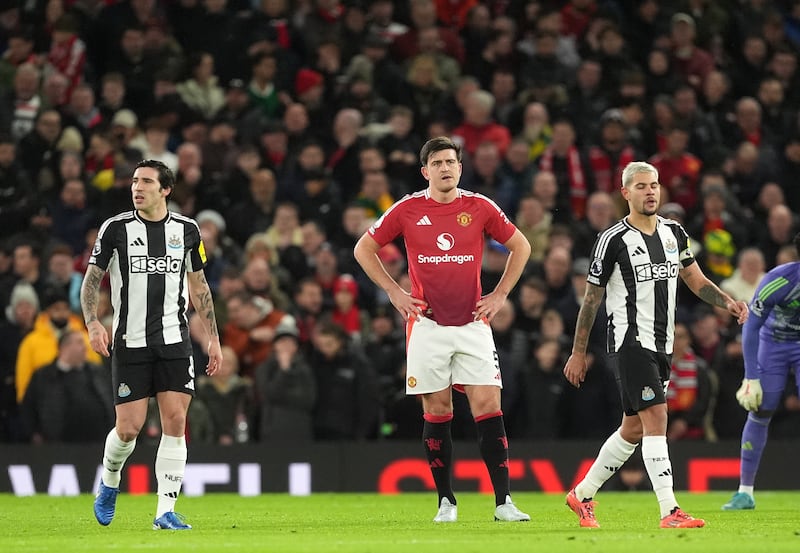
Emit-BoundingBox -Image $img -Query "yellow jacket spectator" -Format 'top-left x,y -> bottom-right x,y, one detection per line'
15,289 -> 100,403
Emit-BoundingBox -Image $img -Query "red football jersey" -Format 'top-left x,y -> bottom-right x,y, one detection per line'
369,189 -> 515,326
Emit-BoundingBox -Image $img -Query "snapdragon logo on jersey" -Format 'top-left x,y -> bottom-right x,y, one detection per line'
130,256 -> 182,274
417,233 -> 475,265
634,261 -> 679,282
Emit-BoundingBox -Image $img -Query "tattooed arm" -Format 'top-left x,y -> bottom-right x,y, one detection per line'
680,262 -> 749,324
81,264 -> 110,357
563,282 -> 605,388
187,270 -> 224,375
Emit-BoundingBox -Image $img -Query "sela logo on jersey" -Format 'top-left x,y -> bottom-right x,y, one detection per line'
634,261 -> 679,282
130,255 -> 182,274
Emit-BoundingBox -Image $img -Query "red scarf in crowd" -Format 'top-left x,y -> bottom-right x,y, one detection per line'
588,145 -> 635,194
539,145 -> 587,219
332,307 -> 361,336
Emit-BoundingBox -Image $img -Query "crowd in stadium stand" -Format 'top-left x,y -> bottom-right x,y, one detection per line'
1,0 -> 800,445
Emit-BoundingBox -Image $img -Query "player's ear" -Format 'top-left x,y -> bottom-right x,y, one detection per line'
420,166 -> 430,181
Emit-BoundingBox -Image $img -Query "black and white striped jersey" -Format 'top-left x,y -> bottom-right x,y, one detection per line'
90,210 -> 206,351
587,216 -> 695,354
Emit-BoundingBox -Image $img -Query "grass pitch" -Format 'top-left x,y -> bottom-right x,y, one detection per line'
2,492 -> 798,553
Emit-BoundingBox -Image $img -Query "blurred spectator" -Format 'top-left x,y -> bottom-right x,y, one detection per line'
107,25 -> 160,113
297,168 -> 344,239
0,133 -> 35,236
514,276 -> 548,336
227,167 -> 278,248
44,243 -> 82,313
45,15 -> 86,103
195,209 -> 242,294
499,139 -> 536,215
541,245 -> 574,307
572,191 -> 617,259
566,58 -> 608,141
517,337 -> 566,439
309,320 -> 380,441
481,239 -> 510,295
0,282 -> 39,442
515,195 -> 551,262
537,119 -> 590,223
363,303 -> 404,393
354,171 -> 394,219
700,228 -> 736,284
1,63 -> 41,142
17,109 -> 62,193
65,84 -> 103,140
720,247 -> 766,303
19,330 -> 112,443
241,255 -> 291,311
262,202 -> 304,261
666,323 -> 713,441
328,108 -> 364,200
490,299 -> 528,438
648,124 -> 701,211
222,290 -> 289,378
672,82 -> 723,165
15,287 -> 101,403
331,274 -> 368,343
556,257 -> 606,351
196,345 -> 257,445
97,72 -> 129,122
254,315 -> 317,441
378,105 -> 422,188
725,139 -> 777,208
686,182 -> 748,254
49,178 -> 96,256
0,239 -> 46,307
0,27 -> 36,89
669,12 -> 714,92
291,277 -> 325,354
140,119 -> 177,173
460,140 -> 516,214
451,89 -> 511,157
175,52 -> 225,119
758,204 -> 798,268
392,0 -> 465,66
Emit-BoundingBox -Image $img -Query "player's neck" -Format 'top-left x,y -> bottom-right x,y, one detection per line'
626,212 -> 657,235
138,205 -> 169,222
428,186 -> 458,204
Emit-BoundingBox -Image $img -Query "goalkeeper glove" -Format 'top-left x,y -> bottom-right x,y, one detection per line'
736,378 -> 763,412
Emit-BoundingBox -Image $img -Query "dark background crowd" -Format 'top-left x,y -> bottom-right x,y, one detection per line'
1,0 -> 800,447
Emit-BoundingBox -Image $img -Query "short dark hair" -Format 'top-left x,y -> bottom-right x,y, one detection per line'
419,136 -> 462,166
794,231 -> 800,258
135,159 -> 175,191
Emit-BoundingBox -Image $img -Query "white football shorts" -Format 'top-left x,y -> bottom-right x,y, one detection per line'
405,315 -> 502,395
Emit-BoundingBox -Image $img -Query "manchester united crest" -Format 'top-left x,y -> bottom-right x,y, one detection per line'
456,212 -> 472,226
407,376 -> 417,388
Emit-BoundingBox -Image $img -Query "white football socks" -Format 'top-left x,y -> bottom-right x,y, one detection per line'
155,434 -> 187,518
101,428 -> 136,488
574,429 -> 637,500
642,435 -> 677,518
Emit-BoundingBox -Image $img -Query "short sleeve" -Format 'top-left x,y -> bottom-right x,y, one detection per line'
483,197 -> 515,244
586,232 -> 618,287
368,199 -> 404,246
185,222 -> 206,272
89,219 -> 118,271
672,222 -> 696,268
